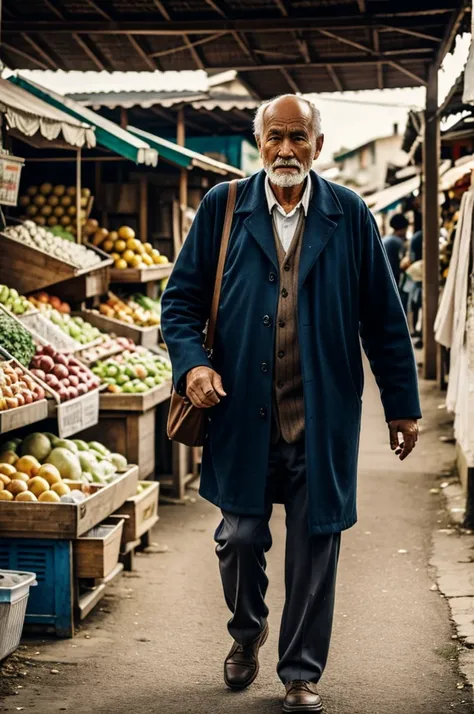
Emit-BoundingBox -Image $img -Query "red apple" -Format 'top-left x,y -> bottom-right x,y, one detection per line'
67,386 -> 78,400
31,369 -> 46,382
57,386 -> 69,402
68,365 -> 81,377
36,345 -> 44,354
53,364 -> 68,380
39,355 -> 55,373
55,353 -> 69,367
62,378 -> 70,388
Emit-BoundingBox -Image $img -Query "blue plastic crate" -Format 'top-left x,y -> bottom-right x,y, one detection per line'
0,539 -> 73,637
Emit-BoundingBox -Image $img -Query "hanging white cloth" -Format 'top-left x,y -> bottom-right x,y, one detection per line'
435,186 -> 474,465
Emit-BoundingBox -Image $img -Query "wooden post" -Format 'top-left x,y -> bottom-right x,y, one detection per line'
422,64 -> 439,380
76,148 -> 82,244
120,108 -> 128,130
139,175 -> 148,243
177,108 -> 188,245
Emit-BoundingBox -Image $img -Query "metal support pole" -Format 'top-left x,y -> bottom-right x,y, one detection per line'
422,64 -> 439,380
177,108 -> 188,246
76,148 -> 82,244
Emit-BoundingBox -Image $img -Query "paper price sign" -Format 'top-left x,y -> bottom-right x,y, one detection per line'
57,390 -> 99,438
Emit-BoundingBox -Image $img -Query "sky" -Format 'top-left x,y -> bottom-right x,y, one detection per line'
6,33 -> 471,165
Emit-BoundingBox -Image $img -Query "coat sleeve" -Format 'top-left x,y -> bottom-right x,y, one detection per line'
359,209 -> 422,422
160,186 -> 224,395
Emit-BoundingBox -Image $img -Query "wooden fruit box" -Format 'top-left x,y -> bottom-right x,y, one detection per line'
0,398 -> 48,434
74,518 -> 124,579
99,380 -> 171,413
0,465 -> 139,539
49,264 -> 110,304
109,264 -> 173,284
77,310 -> 159,348
115,481 -> 160,544
0,231 -> 112,294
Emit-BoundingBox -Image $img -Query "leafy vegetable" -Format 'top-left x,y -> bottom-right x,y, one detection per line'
0,311 -> 35,367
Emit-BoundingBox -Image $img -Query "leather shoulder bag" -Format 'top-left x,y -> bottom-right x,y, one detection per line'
166,179 -> 238,446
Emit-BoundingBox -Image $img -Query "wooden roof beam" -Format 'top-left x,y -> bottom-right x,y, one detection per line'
372,29 -> 383,90
183,35 -> 206,70
280,68 -> 301,93
21,33 -> 67,70
210,55 -> 431,71
326,65 -> 343,91
5,15 -> 455,35
380,25 -> 442,42
387,60 -> 427,86
1,42 -> 50,69
149,32 -> 227,58
127,35 -> 160,70
72,33 -> 113,71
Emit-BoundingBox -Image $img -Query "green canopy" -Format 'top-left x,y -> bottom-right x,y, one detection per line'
9,75 -> 158,166
128,126 -> 245,178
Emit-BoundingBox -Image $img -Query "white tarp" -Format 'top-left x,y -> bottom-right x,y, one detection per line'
0,78 -> 95,149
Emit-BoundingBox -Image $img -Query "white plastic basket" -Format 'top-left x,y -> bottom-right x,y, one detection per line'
0,570 -> 37,660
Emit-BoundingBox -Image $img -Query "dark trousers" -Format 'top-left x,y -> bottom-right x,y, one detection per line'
214,438 -> 341,684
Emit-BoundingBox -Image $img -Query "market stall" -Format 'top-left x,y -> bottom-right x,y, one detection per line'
0,81 -> 163,637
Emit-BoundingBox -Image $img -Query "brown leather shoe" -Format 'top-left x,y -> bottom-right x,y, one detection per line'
224,623 -> 269,690
282,681 -> 323,712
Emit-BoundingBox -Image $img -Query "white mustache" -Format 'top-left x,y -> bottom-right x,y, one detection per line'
272,159 -> 303,170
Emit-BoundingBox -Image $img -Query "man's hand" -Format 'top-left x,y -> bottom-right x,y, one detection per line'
388,419 -> 419,461
186,366 -> 226,409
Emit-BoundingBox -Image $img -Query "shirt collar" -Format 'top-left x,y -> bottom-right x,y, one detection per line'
265,174 -> 312,217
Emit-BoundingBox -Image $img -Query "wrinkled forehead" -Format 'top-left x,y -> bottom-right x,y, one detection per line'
263,98 -> 313,134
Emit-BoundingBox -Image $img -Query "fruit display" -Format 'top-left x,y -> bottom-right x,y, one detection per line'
29,345 -> 100,402
4,221 -> 102,270
0,361 -> 45,411
77,336 -> 135,365
0,311 -> 36,367
29,294 -> 103,345
92,347 -> 172,394
98,292 -> 160,327
0,286 -> 36,316
132,293 -> 162,318
88,224 -> 169,270
18,184 -> 91,235
0,432 -> 129,501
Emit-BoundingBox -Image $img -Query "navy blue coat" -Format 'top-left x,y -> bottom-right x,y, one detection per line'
161,170 -> 421,535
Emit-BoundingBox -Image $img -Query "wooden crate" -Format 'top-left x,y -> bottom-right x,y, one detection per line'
74,518 -> 124,579
78,310 -> 159,348
99,381 -> 171,412
109,264 -> 173,284
52,265 -> 111,303
0,398 -> 48,434
115,481 -> 160,544
79,410 -> 156,479
0,231 -> 111,294
0,466 -> 138,539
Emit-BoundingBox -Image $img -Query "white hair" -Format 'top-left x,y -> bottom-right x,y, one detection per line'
253,94 -> 322,140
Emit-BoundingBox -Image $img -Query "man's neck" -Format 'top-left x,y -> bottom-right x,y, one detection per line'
269,179 -> 306,214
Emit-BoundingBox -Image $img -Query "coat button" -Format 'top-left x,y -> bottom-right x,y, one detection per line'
259,407 -> 267,419
278,320 -> 285,328
262,315 -> 272,327
269,272 -> 277,283
277,380 -> 284,388
278,350 -> 285,359
281,288 -> 288,298
261,362 -> 269,373
284,263 -> 291,272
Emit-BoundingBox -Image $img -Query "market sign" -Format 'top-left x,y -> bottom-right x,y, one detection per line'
0,154 -> 24,206
57,389 -> 99,438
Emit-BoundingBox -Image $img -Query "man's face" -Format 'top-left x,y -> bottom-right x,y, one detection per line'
257,97 -> 324,188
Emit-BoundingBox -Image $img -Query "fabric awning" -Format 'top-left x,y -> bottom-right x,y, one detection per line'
128,125 -> 245,178
365,176 -> 421,214
0,77 -> 95,149
8,76 -> 157,166
439,157 -> 474,190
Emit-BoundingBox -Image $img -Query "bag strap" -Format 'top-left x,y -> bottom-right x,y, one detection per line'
204,179 -> 238,352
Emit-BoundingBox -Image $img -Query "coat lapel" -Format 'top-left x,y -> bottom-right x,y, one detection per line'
298,172 -> 343,288
234,169 -> 343,279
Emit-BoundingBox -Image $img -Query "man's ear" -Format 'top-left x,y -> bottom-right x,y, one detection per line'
314,134 -> 324,160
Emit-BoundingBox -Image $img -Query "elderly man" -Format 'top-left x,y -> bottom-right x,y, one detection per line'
161,95 -> 420,712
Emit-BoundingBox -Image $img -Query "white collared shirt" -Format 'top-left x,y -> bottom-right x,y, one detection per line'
265,175 -> 311,253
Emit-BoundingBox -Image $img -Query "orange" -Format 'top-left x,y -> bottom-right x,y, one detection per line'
15,455 -> 41,478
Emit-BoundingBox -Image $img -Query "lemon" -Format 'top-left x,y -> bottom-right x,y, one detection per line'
110,252 -> 120,261
156,255 -> 169,265
130,255 -> 142,268
114,258 -> 128,270
144,242 -> 153,255
142,254 -> 153,266
114,239 -> 127,253
123,249 -> 135,265
102,239 -> 114,253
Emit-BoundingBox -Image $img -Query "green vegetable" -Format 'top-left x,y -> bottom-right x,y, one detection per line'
0,311 -> 35,367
